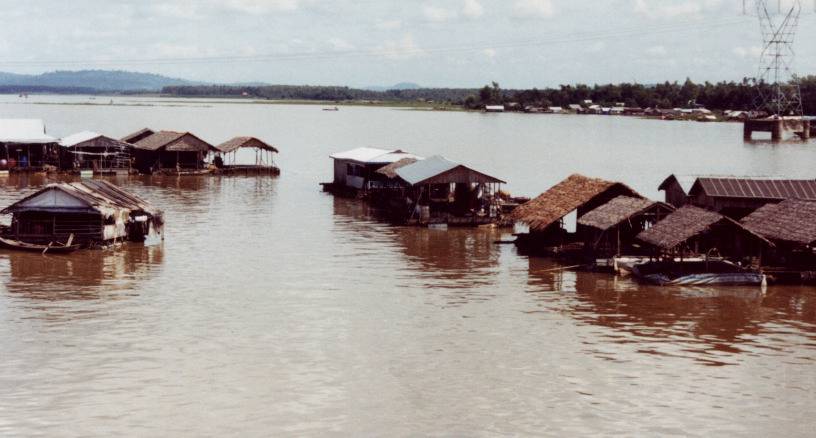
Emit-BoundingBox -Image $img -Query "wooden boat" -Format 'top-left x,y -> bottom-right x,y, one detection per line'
631,259 -> 764,286
0,235 -> 81,254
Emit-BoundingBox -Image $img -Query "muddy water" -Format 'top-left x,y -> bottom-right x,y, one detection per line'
0,95 -> 815,436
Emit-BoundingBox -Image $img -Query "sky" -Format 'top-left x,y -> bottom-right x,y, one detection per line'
1,0 -> 815,88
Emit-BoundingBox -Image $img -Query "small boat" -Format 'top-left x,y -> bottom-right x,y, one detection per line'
631,259 -> 764,286
322,106 -> 339,111
0,235 -> 81,254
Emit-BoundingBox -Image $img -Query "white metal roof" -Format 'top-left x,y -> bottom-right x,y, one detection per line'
59,130 -> 103,147
0,119 -> 55,143
395,155 -> 460,186
330,147 -> 420,164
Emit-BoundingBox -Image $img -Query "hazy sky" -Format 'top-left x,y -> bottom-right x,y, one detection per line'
2,0 -> 815,88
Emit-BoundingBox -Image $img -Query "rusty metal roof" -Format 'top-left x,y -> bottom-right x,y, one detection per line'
689,177 -> 816,200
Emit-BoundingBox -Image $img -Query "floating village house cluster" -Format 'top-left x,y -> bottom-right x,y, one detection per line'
0,118 -> 279,251
0,119 -> 279,176
1,116 -> 814,286
322,148 -> 816,285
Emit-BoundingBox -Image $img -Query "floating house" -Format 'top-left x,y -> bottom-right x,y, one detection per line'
577,196 -> 674,257
372,155 -> 506,226
131,131 -> 215,174
59,131 -> 132,175
0,180 -> 163,247
324,147 -> 421,195
636,205 -> 770,260
741,199 -> 816,281
214,137 -> 280,175
510,174 -> 642,252
659,175 -> 816,218
0,119 -> 59,172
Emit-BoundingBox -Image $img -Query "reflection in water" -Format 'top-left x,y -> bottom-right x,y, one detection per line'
2,100 -> 816,436
2,243 -> 164,301
332,196 -> 504,299
525,256 -> 816,366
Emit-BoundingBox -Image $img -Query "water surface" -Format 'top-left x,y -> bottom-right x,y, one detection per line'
1,95 -> 815,437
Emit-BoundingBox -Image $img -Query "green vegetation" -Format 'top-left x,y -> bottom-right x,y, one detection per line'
162,77 -> 816,115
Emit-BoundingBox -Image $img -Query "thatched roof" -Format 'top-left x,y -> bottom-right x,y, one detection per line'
510,174 -> 641,231
376,157 -> 419,179
741,199 -> 816,246
636,205 -> 769,250
217,136 -> 278,153
577,196 -> 672,231
121,127 -> 155,144
133,131 -> 215,152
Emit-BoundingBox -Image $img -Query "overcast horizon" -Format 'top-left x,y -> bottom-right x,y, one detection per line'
2,0 -> 815,89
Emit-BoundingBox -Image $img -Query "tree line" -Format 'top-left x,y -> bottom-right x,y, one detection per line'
161,77 -> 816,114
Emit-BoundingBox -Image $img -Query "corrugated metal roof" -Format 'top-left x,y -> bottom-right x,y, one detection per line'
395,155 -> 459,186
0,119 -> 56,143
330,147 -> 419,164
691,177 -> 816,200
2,180 -> 161,217
59,131 -> 103,147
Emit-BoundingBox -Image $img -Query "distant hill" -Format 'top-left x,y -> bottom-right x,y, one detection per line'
0,70 -> 200,91
364,82 -> 421,92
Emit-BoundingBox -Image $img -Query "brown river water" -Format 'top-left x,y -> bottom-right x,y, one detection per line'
1,95 -> 815,436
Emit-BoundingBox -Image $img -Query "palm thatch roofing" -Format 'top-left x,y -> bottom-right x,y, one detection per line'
636,205 -> 770,250
376,157 -> 419,179
510,174 -> 642,232
132,131 -> 215,152
577,196 -> 673,231
217,136 -> 278,153
741,199 -> 816,246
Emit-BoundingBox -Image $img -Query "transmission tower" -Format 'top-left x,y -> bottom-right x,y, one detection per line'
744,0 -> 809,117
